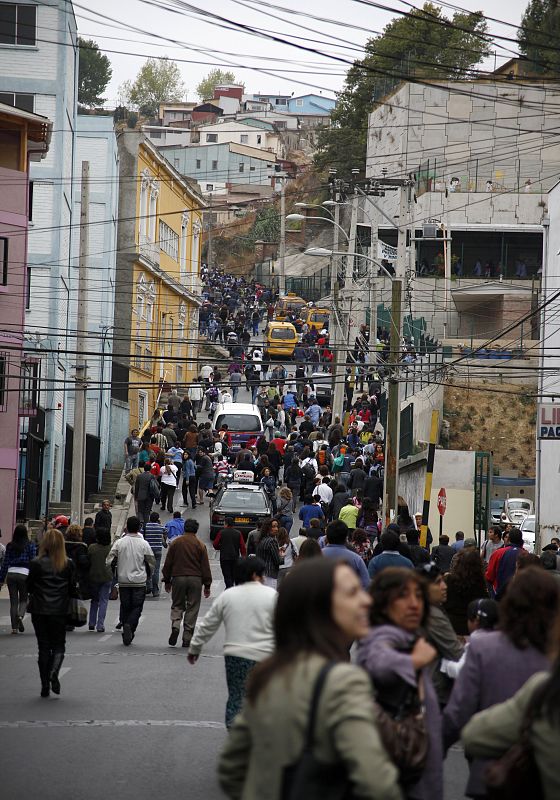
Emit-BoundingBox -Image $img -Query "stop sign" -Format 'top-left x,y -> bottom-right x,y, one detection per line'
437,488 -> 447,516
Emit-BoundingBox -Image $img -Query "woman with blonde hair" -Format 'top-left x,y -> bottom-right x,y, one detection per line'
27,529 -> 77,697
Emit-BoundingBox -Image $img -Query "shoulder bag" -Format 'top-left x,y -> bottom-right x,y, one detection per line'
373,672 -> 429,788
484,697 -> 544,800
67,597 -> 88,628
281,662 -> 355,800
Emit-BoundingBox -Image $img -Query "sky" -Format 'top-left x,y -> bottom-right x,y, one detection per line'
74,0 -> 532,106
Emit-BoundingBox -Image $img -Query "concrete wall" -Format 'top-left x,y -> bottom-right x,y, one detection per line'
399,449 -> 476,542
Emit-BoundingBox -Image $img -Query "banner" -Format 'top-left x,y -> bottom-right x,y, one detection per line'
378,240 -> 397,262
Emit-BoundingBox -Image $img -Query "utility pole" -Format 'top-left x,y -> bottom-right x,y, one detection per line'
383,182 -> 409,523
366,196 -> 379,349
207,193 -> 213,272
70,161 -> 89,524
278,181 -> 286,294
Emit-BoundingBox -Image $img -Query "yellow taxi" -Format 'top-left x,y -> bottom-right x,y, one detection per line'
304,307 -> 330,332
265,321 -> 298,357
274,294 -> 307,321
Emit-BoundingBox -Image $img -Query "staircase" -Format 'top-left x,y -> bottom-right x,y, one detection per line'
88,467 -> 126,505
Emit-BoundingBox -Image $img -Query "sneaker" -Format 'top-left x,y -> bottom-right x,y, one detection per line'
17,617 -> 24,633
89,625 -> 95,631
181,641 -> 191,648
168,628 -> 179,646
115,622 -> 123,630
97,627 -> 105,633
122,623 -> 133,646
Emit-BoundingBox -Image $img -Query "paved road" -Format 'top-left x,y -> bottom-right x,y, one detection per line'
0,370 -> 469,799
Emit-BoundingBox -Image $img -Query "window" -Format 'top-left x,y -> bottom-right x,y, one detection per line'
176,365 -> 183,386
0,4 -> 36,46
296,98 -> 304,107
257,135 -> 262,144
206,133 -> 218,143
205,184 -> 214,191
148,184 -> 158,242
28,180 -> 33,221
134,343 -> 142,368
0,237 -> 7,285
250,165 -> 255,172
144,348 -> 152,372
138,391 -> 147,427
158,219 -> 179,261
240,134 -> 248,144
26,266 -> 30,308
0,91 -> 33,112
174,158 -> 180,168
239,162 -> 244,173
0,352 -> 7,411
168,317 -> 173,357
275,98 -> 287,106
196,159 -> 201,169
20,358 -> 39,415
178,302 -> 186,340
149,129 -> 161,139
211,160 -> 218,170
180,212 -> 188,282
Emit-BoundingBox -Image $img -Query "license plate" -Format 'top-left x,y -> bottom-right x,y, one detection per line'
235,517 -> 250,523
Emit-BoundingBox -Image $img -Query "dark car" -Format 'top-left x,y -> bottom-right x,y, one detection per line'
209,483 -> 273,539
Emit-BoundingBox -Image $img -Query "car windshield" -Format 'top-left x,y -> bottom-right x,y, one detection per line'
215,414 -> 262,432
218,489 -> 268,512
508,501 -> 531,511
491,500 -> 503,510
522,518 -> 535,533
270,327 -> 295,340
310,312 -> 328,322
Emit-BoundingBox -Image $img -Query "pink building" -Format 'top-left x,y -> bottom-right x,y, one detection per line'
0,103 -> 51,543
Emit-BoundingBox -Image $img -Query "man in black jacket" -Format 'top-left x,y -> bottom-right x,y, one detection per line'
94,500 -> 112,532
134,465 -> 158,530
211,517 -> 246,589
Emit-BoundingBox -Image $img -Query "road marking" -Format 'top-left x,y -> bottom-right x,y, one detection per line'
58,667 -> 71,678
0,719 -> 226,729
0,650 -> 222,660
99,634 -> 112,642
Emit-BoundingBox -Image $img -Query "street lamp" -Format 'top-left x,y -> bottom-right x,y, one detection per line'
286,213 -> 350,243
305,247 -> 394,281
294,201 -> 335,219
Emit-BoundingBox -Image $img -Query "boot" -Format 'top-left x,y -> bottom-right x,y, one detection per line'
49,652 -> 64,695
38,652 -> 50,698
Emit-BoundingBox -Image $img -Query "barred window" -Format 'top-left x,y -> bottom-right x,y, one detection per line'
158,219 -> 179,261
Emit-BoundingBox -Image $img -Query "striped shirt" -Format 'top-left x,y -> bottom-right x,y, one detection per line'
143,522 -> 166,553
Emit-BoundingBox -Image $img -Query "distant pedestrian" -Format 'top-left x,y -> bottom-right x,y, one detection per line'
188,557 -> 276,728
162,519 -> 212,648
159,459 -> 178,513
212,517 -> 247,589
134,463 -> 160,530
94,500 -> 112,532
87,528 -> 113,633
27,529 -> 77,697
124,428 -> 143,472
0,525 -> 37,634
105,516 -> 155,646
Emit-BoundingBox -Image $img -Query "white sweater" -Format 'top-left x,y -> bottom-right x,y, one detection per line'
106,534 -> 155,586
189,582 -> 277,661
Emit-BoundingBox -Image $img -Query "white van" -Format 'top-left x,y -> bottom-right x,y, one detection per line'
212,402 -> 263,454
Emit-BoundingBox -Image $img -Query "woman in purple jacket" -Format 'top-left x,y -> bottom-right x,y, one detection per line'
443,566 -> 558,798
357,567 -> 442,800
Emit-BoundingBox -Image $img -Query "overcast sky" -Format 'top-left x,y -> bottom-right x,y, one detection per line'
75,0 -> 531,105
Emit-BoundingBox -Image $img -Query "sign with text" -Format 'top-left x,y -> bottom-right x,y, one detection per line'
538,404 -> 560,439
437,487 -> 447,516
377,240 -> 397,262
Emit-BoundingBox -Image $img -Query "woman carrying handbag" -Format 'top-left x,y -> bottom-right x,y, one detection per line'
27,529 -> 78,698
218,558 -> 402,800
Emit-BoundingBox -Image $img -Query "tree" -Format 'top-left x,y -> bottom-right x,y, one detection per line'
119,58 -> 186,116
78,38 -> 112,107
315,3 -> 490,178
196,69 -> 243,101
518,0 -> 560,75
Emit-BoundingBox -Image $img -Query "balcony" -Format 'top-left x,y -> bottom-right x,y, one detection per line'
139,236 -> 160,269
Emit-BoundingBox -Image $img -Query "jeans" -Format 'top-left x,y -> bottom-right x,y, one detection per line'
182,476 -> 197,507
232,386 -> 239,402
125,453 -> 139,472
138,498 -> 153,531
7,573 -> 28,630
160,482 -> 175,513
251,386 -> 259,404
89,580 -> 112,630
252,322 -> 259,336
170,575 -> 202,645
220,560 -> 236,590
224,655 -> 257,728
118,586 -> 146,633
146,550 -> 162,595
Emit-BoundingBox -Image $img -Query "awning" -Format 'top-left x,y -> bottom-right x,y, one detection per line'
451,281 -> 532,311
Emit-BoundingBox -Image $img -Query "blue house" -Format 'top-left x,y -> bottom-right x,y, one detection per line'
288,94 -> 336,115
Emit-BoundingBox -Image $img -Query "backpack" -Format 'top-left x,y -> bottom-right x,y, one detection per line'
149,476 -> 161,502
301,462 -> 316,481
333,454 -> 345,472
317,450 -> 327,467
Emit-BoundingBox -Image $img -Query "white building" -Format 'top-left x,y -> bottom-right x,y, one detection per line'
0,0 -> 78,510
193,119 -> 283,157
537,183 -> 560,545
65,115 -> 119,491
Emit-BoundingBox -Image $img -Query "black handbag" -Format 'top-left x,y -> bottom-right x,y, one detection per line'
67,597 -> 88,628
281,663 -> 355,800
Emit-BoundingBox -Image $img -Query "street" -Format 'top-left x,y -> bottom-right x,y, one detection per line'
0,458 -> 469,799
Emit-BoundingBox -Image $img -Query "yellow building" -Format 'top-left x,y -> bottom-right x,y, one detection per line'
114,134 -> 203,432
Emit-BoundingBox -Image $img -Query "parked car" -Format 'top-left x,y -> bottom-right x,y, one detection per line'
520,515 -> 536,553
310,372 -> 332,405
209,482 -> 273,539
501,497 -> 533,527
490,499 -> 504,525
